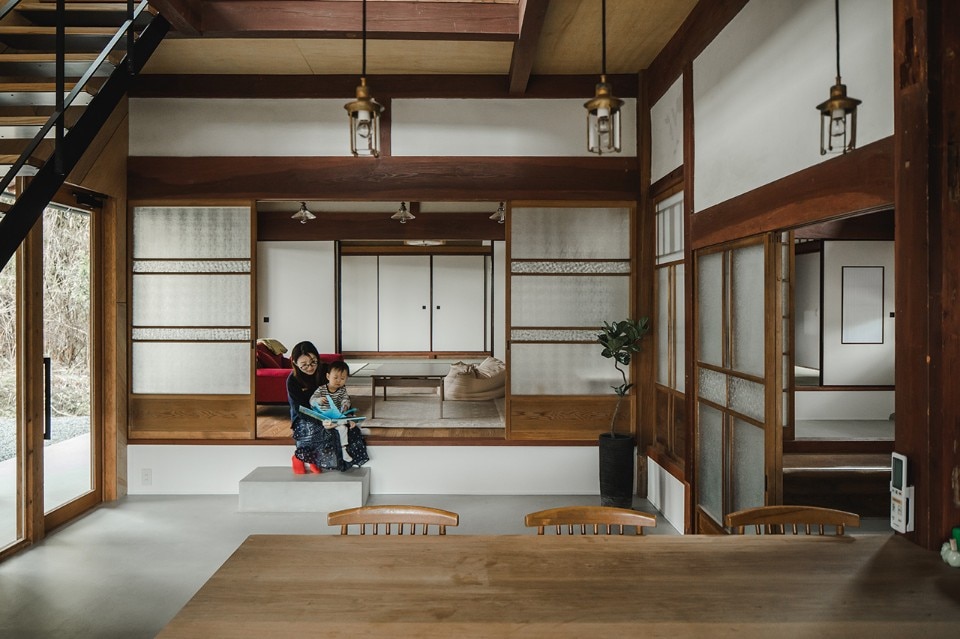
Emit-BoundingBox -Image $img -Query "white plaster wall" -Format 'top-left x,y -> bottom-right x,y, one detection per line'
127,445 -> 599,495
822,241 -> 894,385
130,98 -> 637,157
650,77 -> 684,183
257,241 -> 337,353
795,251 -> 821,369
392,99 -> 636,157
129,99 -> 349,156
647,459 -> 686,535
694,0 -> 893,212
795,389 -> 894,420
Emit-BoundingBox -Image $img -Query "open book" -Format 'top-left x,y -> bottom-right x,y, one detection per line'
298,393 -> 366,424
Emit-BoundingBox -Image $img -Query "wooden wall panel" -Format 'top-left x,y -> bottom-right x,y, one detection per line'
129,397 -> 255,440
507,396 -> 634,441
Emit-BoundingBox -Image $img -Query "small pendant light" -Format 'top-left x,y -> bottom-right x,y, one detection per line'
291,202 -> 316,224
344,0 -> 384,157
391,202 -> 415,224
585,0 -> 622,155
489,201 -> 506,224
816,0 -> 861,155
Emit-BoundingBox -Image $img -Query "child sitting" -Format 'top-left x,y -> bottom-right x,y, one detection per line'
309,361 -> 358,463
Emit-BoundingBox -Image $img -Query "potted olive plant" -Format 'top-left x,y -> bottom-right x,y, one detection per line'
597,318 -> 650,508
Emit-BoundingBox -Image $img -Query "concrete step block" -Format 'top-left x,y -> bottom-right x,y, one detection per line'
239,466 -> 369,512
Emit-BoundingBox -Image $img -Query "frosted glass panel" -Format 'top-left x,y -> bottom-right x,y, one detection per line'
511,261 -> 630,274
697,251 -> 723,366
511,207 -> 630,259
656,191 -> 684,264
675,264 -> 686,392
132,342 -> 250,394
132,328 -> 250,341
510,329 -> 597,342
511,343 -> 620,394
731,419 -> 765,514
656,267 -> 669,385
133,207 -> 250,259
133,260 -> 250,273
133,274 -> 250,326
697,403 -> 724,522
698,367 -> 726,406
511,276 -> 628,326
731,243 -> 765,376
728,375 -> 765,422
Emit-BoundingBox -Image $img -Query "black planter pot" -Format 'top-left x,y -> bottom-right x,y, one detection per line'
599,432 -> 636,509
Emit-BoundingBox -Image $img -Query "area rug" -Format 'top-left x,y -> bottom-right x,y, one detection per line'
347,391 -> 504,429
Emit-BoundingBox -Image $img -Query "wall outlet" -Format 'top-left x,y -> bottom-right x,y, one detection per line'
141,468 -> 153,486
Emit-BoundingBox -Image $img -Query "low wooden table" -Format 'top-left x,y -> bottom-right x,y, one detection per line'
353,362 -> 452,419
158,534 -> 960,637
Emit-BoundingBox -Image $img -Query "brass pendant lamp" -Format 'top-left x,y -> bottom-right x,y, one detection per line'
816,0 -> 861,155
344,0 -> 384,157
584,0 -> 622,155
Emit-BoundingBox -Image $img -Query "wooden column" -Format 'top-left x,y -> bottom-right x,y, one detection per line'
893,0 -> 960,549
636,71 -> 655,498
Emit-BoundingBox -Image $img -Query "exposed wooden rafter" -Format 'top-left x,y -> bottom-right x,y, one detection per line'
508,0 -> 549,95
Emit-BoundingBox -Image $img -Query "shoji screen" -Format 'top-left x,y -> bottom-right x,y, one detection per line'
508,203 -> 634,441
129,206 -> 254,439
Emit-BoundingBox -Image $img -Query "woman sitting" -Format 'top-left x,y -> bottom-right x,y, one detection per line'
286,341 -> 368,473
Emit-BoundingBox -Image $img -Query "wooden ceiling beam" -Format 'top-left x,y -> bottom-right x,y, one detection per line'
128,155 -> 639,201
149,0 -> 201,37
508,0 -> 549,95
129,73 -> 639,99
188,0 -> 518,40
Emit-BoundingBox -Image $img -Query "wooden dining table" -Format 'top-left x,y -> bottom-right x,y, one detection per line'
158,533 -> 960,638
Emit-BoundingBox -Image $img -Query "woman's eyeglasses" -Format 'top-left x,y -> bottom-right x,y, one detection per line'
296,358 -> 318,371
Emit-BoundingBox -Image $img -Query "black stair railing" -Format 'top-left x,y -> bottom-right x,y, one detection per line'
0,1 -> 170,271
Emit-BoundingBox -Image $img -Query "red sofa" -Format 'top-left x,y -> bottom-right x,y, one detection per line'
255,342 -> 343,404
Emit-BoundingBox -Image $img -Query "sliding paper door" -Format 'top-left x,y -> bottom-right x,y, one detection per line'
129,206 -> 254,439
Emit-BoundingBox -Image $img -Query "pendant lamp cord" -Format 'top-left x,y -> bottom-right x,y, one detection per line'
834,0 -> 840,81
601,0 -> 607,76
362,0 -> 367,77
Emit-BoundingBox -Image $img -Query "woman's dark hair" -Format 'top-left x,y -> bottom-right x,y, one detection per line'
289,341 -> 324,390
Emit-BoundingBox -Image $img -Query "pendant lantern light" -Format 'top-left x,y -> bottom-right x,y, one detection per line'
816,0 -> 861,155
291,202 -> 316,224
344,0 -> 383,157
584,0 -> 622,155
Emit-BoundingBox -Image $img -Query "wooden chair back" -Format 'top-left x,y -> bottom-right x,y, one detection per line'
524,506 -> 657,535
725,505 -> 860,536
327,505 -> 460,535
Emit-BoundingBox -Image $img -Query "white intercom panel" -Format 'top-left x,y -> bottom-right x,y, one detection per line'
890,452 -> 914,533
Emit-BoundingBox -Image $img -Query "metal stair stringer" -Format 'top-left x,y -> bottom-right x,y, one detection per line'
0,12 -> 170,272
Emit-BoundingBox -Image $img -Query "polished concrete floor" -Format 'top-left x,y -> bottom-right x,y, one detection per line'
0,493 -> 676,639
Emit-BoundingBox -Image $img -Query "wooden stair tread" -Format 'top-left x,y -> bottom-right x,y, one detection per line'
0,116 -> 52,125
0,26 -> 118,35
0,82 -> 80,91
0,53 -> 100,61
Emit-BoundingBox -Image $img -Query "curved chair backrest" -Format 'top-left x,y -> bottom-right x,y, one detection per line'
725,505 -> 860,536
524,506 -> 657,535
327,505 -> 460,535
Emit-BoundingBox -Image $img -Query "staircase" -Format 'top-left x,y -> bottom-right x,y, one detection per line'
0,0 -> 169,270
783,448 -> 892,517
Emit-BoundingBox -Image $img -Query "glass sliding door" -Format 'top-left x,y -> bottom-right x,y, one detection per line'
42,206 -> 96,513
694,235 -> 783,532
0,238 -> 19,549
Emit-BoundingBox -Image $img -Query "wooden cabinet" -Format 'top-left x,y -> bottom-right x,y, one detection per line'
340,253 -> 489,353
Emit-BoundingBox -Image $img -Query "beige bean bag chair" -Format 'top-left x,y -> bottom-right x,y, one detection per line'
444,357 -> 506,401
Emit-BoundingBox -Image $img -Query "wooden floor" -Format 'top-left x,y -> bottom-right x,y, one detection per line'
158,533 -> 960,638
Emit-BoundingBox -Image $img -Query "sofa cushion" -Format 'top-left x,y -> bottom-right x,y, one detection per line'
256,338 -> 287,355
444,357 -> 506,401
255,343 -> 285,369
